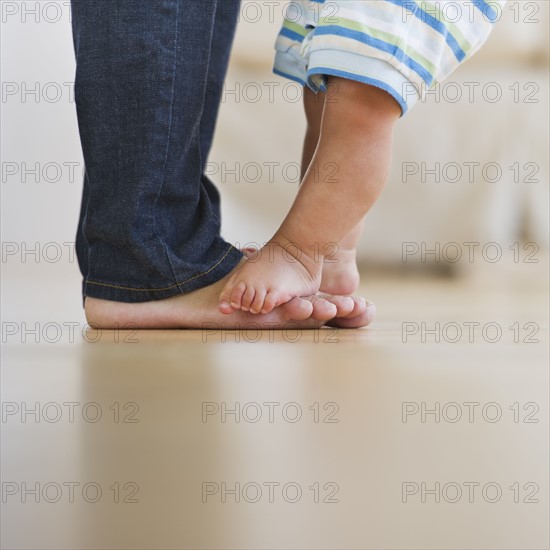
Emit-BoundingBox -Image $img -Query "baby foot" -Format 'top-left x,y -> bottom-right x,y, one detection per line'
241,245 -> 360,297
320,248 -> 360,296
219,239 -> 322,315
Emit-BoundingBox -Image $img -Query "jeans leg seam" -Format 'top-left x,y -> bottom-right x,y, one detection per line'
151,0 -> 182,290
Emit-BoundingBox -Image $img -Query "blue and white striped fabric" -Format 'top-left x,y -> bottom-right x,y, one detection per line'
274,0 -> 506,114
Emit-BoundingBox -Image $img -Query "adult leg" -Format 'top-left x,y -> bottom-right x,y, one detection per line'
72,0 -> 243,303
199,0 -> 241,222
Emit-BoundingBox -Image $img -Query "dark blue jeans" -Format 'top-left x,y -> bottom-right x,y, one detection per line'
72,0 -> 243,303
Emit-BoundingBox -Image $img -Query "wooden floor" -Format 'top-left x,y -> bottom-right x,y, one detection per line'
1,264 -> 549,549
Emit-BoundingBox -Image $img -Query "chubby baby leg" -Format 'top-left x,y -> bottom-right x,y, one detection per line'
220,78 -> 400,314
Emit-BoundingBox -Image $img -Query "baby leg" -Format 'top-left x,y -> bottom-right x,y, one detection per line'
301,86 -> 363,295
219,77 -> 400,314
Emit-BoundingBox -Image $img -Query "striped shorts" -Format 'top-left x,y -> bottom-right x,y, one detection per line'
274,0 -> 505,115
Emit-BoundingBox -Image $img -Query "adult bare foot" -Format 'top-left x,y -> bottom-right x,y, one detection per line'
326,295 -> 376,328
84,269 -> 374,330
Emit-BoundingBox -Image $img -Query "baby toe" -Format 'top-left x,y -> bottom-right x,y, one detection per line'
229,281 -> 247,310
261,291 -> 281,315
240,285 -> 256,312
250,289 -> 267,314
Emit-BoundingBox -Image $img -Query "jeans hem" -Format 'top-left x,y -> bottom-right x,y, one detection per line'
82,245 -> 243,304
